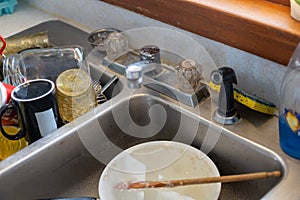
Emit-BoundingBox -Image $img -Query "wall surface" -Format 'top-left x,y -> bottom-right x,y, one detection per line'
21,0 -> 287,107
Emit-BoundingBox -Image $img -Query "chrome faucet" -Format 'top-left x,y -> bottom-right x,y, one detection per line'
210,67 -> 240,124
125,61 -> 150,89
125,45 -> 162,89
111,44 -> 209,107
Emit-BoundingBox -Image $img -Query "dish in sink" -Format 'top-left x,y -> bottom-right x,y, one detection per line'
99,141 -> 221,200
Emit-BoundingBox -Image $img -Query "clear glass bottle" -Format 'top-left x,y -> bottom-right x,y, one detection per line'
279,43 -> 300,160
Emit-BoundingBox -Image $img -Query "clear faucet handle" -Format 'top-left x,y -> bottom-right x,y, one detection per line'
176,59 -> 202,92
125,63 -> 143,89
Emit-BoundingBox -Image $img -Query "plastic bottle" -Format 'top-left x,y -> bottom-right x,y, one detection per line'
279,43 -> 300,160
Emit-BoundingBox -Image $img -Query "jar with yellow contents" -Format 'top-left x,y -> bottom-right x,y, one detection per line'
56,69 -> 97,124
0,126 -> 27,161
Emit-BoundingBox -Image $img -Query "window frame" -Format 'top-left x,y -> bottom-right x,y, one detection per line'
102,0 -> 300,65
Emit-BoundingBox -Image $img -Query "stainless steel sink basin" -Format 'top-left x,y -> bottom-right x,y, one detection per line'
0,81 -> 284,199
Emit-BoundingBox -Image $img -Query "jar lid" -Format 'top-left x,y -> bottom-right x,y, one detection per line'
56,69 -> 91,97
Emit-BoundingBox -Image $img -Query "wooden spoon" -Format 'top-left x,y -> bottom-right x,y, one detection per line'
116,170 -> 281,190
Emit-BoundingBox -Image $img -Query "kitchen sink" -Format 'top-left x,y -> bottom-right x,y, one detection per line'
0,20 -> 287,200
0,83 -> 283,199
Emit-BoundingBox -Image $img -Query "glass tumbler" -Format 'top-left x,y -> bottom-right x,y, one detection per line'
56,69 -> 97,124
104,32 -> 129,61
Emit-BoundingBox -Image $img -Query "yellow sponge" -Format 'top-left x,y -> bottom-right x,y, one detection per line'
209,81 -> 276,115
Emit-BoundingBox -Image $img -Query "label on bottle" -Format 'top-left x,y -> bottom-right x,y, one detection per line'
279,108 -> 300,159
35,108 -> 57,137
282,108 -> 300,136
1,108 -> 18,126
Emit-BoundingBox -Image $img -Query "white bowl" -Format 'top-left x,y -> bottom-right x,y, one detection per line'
99,141 -> 221,200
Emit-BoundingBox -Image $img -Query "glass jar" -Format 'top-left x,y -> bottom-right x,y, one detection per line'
104,32 -> 128,61
2,54 -> 27,86
279,43 -> 300,160
56,69 -> 97,124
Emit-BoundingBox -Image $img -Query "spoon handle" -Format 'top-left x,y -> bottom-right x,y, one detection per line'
122,170 -> 281,189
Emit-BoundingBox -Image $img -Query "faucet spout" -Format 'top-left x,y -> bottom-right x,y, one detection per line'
125,61 -> 156,89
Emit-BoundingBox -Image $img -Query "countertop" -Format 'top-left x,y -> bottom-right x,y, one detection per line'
0,3 -> 56,37
0,2 -> 91,38
0,1 -> 300,200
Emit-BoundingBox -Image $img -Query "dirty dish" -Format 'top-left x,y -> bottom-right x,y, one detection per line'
99,141 -> 221,200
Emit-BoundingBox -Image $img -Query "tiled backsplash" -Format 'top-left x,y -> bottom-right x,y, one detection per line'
23,0 -> 288,107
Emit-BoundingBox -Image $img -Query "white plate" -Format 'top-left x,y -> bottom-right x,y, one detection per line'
99,141 -> 221,200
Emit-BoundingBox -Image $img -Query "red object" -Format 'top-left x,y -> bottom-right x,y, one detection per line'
1,108 -> 18,126
0,35 -> 6,55
0,82 -> 15,105
2,82 -> 15,102
0,82 -> 17,126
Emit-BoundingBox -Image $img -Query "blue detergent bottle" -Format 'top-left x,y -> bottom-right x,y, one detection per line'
279,42 -> 300,160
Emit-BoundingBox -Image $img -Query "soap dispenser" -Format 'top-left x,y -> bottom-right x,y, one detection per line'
279,42 -> 300,160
